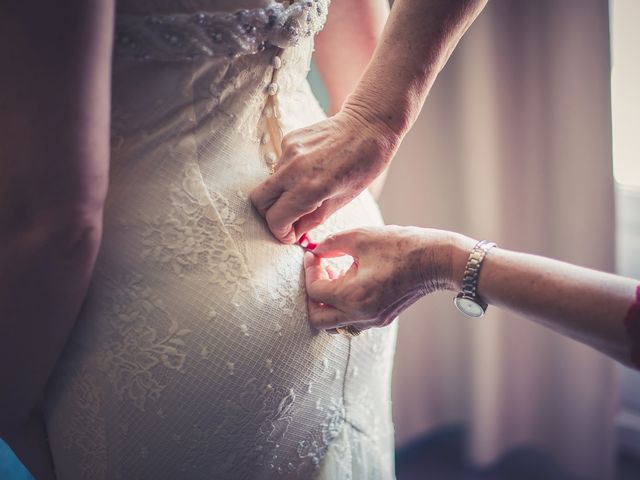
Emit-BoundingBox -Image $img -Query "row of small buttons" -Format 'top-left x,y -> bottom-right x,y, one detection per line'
258,51 -> 285,174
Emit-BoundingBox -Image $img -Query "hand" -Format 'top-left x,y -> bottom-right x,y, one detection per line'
303,226 -> 474,332
250,109 -> 399,244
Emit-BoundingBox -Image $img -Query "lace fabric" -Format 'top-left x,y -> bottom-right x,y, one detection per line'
114,0 -> 329,61
44,1 -> 398,478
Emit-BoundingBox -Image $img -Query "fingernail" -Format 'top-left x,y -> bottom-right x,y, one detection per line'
298,233 -> 317,250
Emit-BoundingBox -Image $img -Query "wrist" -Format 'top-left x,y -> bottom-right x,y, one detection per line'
340,93 -> 406,154
437,232 -> 478,292
416,230 -> 476,294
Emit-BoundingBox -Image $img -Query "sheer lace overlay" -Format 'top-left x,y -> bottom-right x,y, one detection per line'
44,1 -> 397,479
115,0 -> 329,61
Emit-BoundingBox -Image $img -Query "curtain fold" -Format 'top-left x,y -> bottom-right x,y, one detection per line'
382,1 -> 618,478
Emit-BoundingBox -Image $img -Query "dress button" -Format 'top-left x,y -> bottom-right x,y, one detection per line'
267,82 -> 279,96
271,55 -> 282,69
265,152 -> 277,165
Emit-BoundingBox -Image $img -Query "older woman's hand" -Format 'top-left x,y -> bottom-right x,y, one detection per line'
303,226 -> 473,332
249,109 -> 399,244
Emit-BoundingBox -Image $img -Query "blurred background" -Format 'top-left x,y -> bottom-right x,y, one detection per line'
312,0 -> 639,479
372,0 -> 639,479
2,0 -> 639,479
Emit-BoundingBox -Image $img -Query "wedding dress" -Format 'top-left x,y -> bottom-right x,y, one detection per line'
43,1 -> 397,478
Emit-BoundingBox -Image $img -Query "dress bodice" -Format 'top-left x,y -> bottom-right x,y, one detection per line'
44,2 -> 398,478
114,0 -> 329,62
110,0 -> 331,172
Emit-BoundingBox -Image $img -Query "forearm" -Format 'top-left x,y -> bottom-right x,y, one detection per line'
0,1 -> 112,216
0,216 -> 104,424
0,0 -> 113,427
446,235 -> 638,366
343,0 -> 487,138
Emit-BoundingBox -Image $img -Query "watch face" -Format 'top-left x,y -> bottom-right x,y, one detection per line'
454,296 -> 485,317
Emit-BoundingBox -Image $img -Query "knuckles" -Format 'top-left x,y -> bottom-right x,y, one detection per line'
281,136 -> 305,158
306,178 -> 332,198
265,209 -> 289,237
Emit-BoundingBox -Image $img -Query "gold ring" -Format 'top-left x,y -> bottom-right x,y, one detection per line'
336,325 -> 362,338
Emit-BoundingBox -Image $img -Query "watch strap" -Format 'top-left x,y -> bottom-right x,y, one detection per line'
460,240 -> 496,301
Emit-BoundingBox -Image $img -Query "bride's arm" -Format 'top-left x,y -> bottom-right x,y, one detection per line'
0,1 -> 114,477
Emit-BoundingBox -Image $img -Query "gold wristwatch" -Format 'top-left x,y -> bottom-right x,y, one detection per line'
453,240 -> 496,317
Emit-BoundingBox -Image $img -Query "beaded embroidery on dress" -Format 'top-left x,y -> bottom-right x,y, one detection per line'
44,1 -> 397,479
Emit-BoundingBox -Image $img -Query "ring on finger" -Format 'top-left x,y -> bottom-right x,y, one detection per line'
335,325 -> 362,337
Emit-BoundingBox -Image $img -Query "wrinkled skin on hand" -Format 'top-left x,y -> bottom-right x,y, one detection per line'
250,110 -> 399,244
303,226 -> 460,332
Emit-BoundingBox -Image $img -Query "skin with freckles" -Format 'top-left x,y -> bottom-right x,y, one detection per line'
303,226 -> 640,370
250,0 -> 488,243
250,110 -> 399,243
304,226 -> 455,331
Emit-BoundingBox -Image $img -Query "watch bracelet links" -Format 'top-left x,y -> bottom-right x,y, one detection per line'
461,240 -> 497,301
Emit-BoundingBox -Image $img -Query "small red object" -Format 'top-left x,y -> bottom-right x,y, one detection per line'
623,285 -> 640,369
298,233 -> 317,251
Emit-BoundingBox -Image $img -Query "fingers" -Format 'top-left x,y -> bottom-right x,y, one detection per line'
325,264 -> 340,280
313,230 -> 362,258
251,166 -> 329,244
265,192 -> 321,244
307,301 -> 349,330
293,195 -> 352,241
294,201 -> 333,240
249,176 -> 284,219
303,252 -> 347,329
303,250 -> 329,282
303,252 -> 341,307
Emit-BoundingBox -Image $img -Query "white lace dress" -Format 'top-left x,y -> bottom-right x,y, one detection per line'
43,1 -> 397,478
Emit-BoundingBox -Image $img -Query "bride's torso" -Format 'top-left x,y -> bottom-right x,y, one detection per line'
44,2 -> 397,479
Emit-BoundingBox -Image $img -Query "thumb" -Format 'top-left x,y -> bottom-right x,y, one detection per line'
303,252 -> 340,306
313,230 -> 362,259
303,251 -> 330,283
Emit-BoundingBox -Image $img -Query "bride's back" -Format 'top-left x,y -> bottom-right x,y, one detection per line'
44,2 -> 398,478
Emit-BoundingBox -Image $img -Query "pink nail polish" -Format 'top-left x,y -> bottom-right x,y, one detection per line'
298,233 -> 318,251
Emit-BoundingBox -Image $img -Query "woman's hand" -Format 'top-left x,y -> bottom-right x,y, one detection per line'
250,109 -> 399,244
303,225 -> 640,371
250,0 -> 489,245
303,226 -> 472,331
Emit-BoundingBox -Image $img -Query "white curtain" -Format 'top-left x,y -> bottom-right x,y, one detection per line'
381,1 -> 618,479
